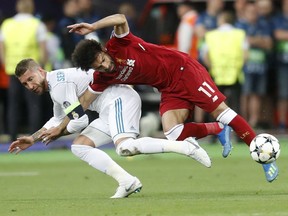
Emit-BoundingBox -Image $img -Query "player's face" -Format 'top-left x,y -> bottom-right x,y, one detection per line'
91,52 -> 115,73
18,67 -> 47,95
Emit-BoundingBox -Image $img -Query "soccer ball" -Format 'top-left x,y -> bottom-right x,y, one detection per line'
249,133 -> 280,164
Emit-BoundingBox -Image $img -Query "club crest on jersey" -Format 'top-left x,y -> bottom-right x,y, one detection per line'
72,111 -> 79,119
116,57 -> 126,64
63,101 -> 71,109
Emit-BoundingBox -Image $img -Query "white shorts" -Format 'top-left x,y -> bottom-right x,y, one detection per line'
81,85 -> 141,146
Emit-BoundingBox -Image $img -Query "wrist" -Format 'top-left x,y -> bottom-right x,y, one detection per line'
30,135 -> 37,144
31,128 -> 45,143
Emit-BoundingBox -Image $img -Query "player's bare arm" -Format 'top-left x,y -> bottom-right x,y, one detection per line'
39,117 -> 71,145
80,89 -> 98,110
67,14 -> 129,36
8,128 -> 47,154
39,90 -> 99,144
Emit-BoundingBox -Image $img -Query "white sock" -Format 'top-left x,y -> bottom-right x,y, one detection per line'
164,124 -> 184,141
116,137 -> 191,156
71,144 -> 134,185
216,108 -> 237,124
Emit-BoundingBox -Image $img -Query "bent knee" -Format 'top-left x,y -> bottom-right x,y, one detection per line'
73,135 -> 95,147
211,102 -> 229,118
116,138 -> 140,156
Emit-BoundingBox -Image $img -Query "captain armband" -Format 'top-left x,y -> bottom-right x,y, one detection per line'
64,101 -> 85,120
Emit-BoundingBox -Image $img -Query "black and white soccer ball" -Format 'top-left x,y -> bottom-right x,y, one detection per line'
249,133 -> 280,164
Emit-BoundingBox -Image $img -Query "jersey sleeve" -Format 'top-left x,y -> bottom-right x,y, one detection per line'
108,32 -> 141,48
89,83 -> 107,93
42,93 -> 66,129
51,82 -> 79,110
50,81 -> 89,133
89,71 -> 109,92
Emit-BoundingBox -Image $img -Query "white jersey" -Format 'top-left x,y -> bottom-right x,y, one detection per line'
43,67 -> 141,145
45,67 -> 94,121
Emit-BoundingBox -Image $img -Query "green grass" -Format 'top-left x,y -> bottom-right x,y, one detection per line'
0,141 -> 288,216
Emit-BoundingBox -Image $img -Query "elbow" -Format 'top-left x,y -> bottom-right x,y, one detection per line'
67,115 -> 89,133
116,14 -> 127,24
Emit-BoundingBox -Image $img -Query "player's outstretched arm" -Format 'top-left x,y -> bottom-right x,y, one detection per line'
67,13 -> 129,36
39,90 -> 100,143
39,117 -> 71,145
8,128 -> 47,154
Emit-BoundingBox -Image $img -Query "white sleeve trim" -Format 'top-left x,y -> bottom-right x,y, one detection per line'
113,30 -> 130,38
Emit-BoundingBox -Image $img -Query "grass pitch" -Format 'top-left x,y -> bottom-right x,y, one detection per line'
0,140 -> 288,216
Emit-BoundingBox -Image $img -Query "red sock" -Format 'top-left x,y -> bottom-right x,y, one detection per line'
176,122 -> 222,141
228,115 -> 256,146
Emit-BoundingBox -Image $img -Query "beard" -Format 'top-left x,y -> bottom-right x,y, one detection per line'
34,79 -> 46,95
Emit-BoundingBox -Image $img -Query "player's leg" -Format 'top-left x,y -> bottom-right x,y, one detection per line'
115,137 -> 211,168
161,108 -> 223,139
158,61 -> 233,157
108,86 -> 211,167
72,130 -> 142,198
197,74 -> 277,181
160,107 -> 232,158
211,102 -> 278,182
211,102 -> 256,145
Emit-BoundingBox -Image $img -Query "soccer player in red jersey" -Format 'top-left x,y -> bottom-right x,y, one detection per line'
67,13 -> 278,182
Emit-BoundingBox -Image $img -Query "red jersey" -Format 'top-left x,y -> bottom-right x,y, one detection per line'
90,32 -> 226,115
90,32 -> 198,92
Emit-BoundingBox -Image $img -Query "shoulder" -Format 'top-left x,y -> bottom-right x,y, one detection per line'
48,68 -> 76,83
2,17 -> 13,25
108,32 -> 141,48
47,70 -> 66,88
205,29 -> 217,37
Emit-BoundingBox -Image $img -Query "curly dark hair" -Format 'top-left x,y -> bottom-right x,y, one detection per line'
72,39 -> 103,71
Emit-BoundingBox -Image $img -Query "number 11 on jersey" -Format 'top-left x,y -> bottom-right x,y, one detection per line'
198,81 -> 218,102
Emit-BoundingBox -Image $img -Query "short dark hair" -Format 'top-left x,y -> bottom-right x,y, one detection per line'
219,10 -> 235,25
15,58 -> 38,77
72,39 -> 103,71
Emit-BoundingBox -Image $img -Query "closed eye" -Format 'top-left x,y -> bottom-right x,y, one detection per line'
94,55 -> 105,70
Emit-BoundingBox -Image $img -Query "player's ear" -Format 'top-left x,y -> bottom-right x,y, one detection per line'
101,46 -> 107,52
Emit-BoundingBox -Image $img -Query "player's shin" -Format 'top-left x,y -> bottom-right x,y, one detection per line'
71,144 -> 135,185
116,137 -> 201,156
164,122 -> 222,141
217,108 -> 256,145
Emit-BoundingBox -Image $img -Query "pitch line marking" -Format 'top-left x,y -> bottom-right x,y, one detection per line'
0,172 -> 39,176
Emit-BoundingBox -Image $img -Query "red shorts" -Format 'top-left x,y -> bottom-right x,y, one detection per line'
159,60 -> 226,116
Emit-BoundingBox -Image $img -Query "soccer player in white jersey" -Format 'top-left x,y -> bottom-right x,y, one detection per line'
8,58 -> 211,198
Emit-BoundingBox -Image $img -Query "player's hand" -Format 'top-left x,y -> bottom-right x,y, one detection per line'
8,136 -> 34,154
39,127 -> 62,145
67,23 -> 94,35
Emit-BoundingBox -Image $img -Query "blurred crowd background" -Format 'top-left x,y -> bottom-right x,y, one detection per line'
0,0 -> 287,143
